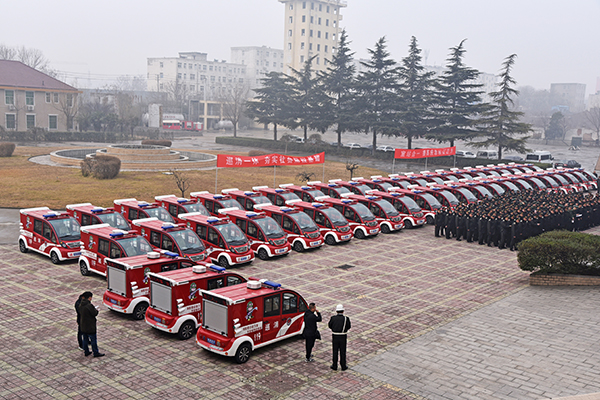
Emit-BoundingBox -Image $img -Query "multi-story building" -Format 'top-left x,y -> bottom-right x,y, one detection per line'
230,46 -> 284,89
1,60 -> 80,132
278,0 -> 346,74
550,83 -> 586,113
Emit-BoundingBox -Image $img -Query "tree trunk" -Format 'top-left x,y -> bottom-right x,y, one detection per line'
372,129 -> 377,156
303,125 -> 308,141
233,123 -> 237,138
450,139 -> 455,147
498,145 -> 502,161
407,135 -> 412,150
337,129 -> 342,147
273,123 -> 278,141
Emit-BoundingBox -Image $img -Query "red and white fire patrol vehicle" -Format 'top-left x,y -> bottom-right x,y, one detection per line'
329,178 -> 373,195
285,200 -> 352,244
190,191 -> 244,216
146,264 -> 246,339
352,176 -> 397,192
418,184 -> 461,208
218,208 -> 291,259
278,183 -> 326,202
306,180 -> 352,198
130,218 -> 208,262
252,186 -> 301,206
342,194 -> 404,233
113,198 -> 176,224
388,187 -> 442,224
162,120 -> 203,131
438,181 -> 480,204
66,203 -> 131,231
253,204 -> 323,252
19,207 -> 82,264
220,189 -> 272,211
103,252 -> 195,320
196,279 -> 308,363
79,224 -> 155,277
316,196 -> 380,239
154,195 -> 210,223
178,213 -> 254,268
365,190 -> 426,228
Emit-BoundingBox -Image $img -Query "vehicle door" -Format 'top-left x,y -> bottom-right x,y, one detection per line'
40,221 -> 58,253
282,215 -> 297,236
207,227 -> 225,250
280,291 -> 305,337
31,218 -> 44,250
261,293 -> 281,344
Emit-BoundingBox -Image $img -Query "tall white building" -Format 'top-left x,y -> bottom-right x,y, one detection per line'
230,46 -> 284,89
278,0 -> 346,74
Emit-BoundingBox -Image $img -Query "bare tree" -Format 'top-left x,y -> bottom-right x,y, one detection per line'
163,80 -> 189,116
346,161 -> 360,179
296,171 -> 316,183
0,44 -> 17,60
54,93 -> 78,131
169,170 -> 191,197
584,107 -> 600,144
0,44 -> 55,76
220,81 -> 250,137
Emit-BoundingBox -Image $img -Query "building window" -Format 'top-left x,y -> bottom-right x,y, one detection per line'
300,56 -> 305,63
327,5 -> 330,12
318,17 -> 321,25
203,65 -> 207,70
325,45 -> 328,53
159,83 -> 164,90
309,43 -> 313,50
209,65 -> 213,71
178,62 -> 182,68
316,57 -> 320,65
289,16 -> 293,23
288,29 -> 292,37
5,114 -> 16,129
326,19 -> 329,26
190,85 -> 194,91
302,15 -> 306,22
46,93 -> 51,103
48,115 -> 57,130
289,4 -> 293,10
54,93 -> 59,103
310,16 -> 314,23
160,72 -> 164,78
191,74 -> 195,80
178,73 -> 182,79
310,30 -> 313,37
317,31 -> 321,38
266,61 -> 270,67
26,91 -> 34,106
5,90 -> 14,105
210,76 -> 215,82
67,94 -> 73,107
333,20 -> 337,27
301,42 -> 305,50
239,78 -> 243,83
301,29 -> 305,36
160,62 -> 163,68
288,43 -> 292,50
325,32 -> 329,39
324,59 -> 328,66
319,4 -> 322,11
184,73 -> 187,79
26,114 -> 35,129
303,1 -> 306,8
317,44 -> 321,51
311,2 -> 314,10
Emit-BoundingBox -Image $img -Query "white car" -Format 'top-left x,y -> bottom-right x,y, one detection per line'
456,150 -> 476,158
376,145 -> 395,152
343,143 -> 362,149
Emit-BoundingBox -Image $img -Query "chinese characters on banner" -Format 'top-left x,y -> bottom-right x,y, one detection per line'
394,146 -> 456,159
217,152 -> 325,168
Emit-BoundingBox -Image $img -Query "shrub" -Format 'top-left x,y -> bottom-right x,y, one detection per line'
141,140 -> 172,147
248,150 -> 269,157
518,231 -> 600,275
0,142 -> 16,157
81,155 -> 121,179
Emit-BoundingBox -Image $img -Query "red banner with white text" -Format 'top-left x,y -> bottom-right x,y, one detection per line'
394,146 -> 456,159
217,152 -> 325,168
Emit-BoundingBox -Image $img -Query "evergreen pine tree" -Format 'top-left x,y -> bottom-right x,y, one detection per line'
288,56 -> 322,140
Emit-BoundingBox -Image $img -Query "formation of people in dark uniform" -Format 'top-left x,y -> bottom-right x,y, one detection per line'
434,189 -> 600,251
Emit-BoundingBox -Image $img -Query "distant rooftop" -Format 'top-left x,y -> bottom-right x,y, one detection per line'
0,60 -> 77,91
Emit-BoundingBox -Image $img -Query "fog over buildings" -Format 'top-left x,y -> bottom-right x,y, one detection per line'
1,0 -> 599,96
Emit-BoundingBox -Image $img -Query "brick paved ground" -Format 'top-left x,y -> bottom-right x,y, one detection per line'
1,224 -> 596,399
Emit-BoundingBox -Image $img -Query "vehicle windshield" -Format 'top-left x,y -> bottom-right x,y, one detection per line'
457,188 -> 478,202
573,172 -> 589,182
521,167 -> 533,172
474,186 -> 493,199
214,222 -> 248,246
170,229 -> 206,255
353,184 -> 372,195
541,177 -> 559,187
415,179 -> 429,187
500,169 -> 511,175
375,200 -> 399,216
289,211 -> 318,231
49,217 -> 81,241
430,177 -> 444,184
553,175 -> 568,185
489,183 -> 505,195
476,172 -> 488,178
503,182 -> 519,191
145,207 -> 175,223
321,207 -> 348,226
254,216 -> 285,238
182,202 -> 210,215
439,191 -> 460,206
336,186 -> 351,195
306,189 -> 325,198
460,173 -> 474,179
445,175 -> 459,182
395,181 -> 411,189
487,171 -> 500,177
529,178 -> 547,189
516,180 -> 533,190
220,198 -> 244,209
350,203 -> 376,221
398,197 -> 421,213
525,155 -> 539,161
97,212 -> 130,230
251,195 -> 271,205
421,193 -> 442,209
378,182 -> 394,191
117,236 -> 154,257
280,192 -> 300,201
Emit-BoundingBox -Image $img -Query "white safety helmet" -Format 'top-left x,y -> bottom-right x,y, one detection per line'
336,304 -> 344,312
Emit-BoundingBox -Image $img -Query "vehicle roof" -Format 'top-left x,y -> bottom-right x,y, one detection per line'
131,218 -> 187,231
291,200 -> 331,210
65,203 -> 116,214
220,208 -> 267,219
20,207 -> 58,218
207,282 -> 291,303
155,194 -> 197,205
80,223 -> 138,238
253,186 -> 292,194
254,204 -> 300,214
179,212 -> 230,225
150,265 -> 237,285
221,189 -> 264,198
107,253 -> 187,269
320,197 -> 358,205
190,191 -> 235,201
114,198 -> 161,209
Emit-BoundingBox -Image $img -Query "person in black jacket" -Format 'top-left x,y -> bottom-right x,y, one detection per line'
78,292 -> 105,358
303,303 -> 322,362
328,304 -> 351,371
75,293 -> 85,350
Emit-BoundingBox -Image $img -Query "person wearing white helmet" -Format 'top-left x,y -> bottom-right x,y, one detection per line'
328,304 -> 351,371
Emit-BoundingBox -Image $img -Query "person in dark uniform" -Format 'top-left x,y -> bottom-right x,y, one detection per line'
78,292 -> 105,358
434,208 -> 446,237
456,212 -> 467,241
303,302 -> 322,362
75,293 -> 85,350
446,209 -> 457,239
328,304 -> 351,371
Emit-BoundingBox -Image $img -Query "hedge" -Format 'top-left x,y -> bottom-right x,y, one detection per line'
1,130 -> 128,143
81,155 -> 121,179
518,231 -> 600,275
0,142 -> 16,157
141,139 -> 172,147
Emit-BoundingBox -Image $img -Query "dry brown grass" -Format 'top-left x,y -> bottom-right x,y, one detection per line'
0,146 -> 386,209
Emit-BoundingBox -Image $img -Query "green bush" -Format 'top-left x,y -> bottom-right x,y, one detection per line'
80,155 -> 121,179
0,142 -> 16,157
141,139 -> 172,147
518,231 -> 600,275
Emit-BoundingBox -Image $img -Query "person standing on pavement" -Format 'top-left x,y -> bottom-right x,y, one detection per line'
328,304 -> 351,371
75,293 -> 85,350
78,292 -> 105,358
303,302 -> 322,362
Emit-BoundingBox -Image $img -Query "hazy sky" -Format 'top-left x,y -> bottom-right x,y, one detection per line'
2,0 -> 599,95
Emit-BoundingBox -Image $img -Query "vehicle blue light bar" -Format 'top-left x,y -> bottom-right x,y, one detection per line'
164,251 -> 179,258
161,223 -> 176,230
213,195 -> 223,199
109,232 -> 125,237
263,280 -> 281,290
328,184 -> 337,187
43,212 -> 58,218
177,199 -> 188,203
244,191 -> 255,196
91,208 -> 104,213
209,265 -> 226,273
341,199 -> 352,204
207,217 -> 219,223
301,186 -> 311,190
275,189 -> 285,193
246,212 -> 258,217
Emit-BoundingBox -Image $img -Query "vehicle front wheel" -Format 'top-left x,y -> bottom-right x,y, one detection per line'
234,342 -> 252,364
404,220 -> 413,229
257,248 -> 269,260
178,320 -> 195,340
19,240 -> 28,253
426,215 -> 434,225
325,235 -> 336,245
133,302 -> 148,321
219,256 -> 230,269
80,261 -> 90,276
293,241 -> 304,252
354,229 -> 366,239
381,224 -> 391,234
50,251 -> 60,264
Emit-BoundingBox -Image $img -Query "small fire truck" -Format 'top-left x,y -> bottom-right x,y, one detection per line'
220,189 -> 272,211
306,180 -> 352,198
79,224 -> 155,277
190,191 -> 244,216
146,264 -> 246,339
253,204 -> 323,252
178,213 -> 254,268
285,200 -> 352,245
354,176 -> 397,192
365,190 -> 426,228
278,183 -> 326,202
66,203 -> 131,230
103,252 -> 195,320
218,208 -> 291,259
342,194 -> 404,233
389,187 -> 442,224
19,207 -> 82,264
329,178 -> 373,195
130,218 -> 208,262
316,196 -> 380,239
196,279 -> 308,363
114,198 -> 176,224
154,195 -> 210,223
252,186 -> 301,206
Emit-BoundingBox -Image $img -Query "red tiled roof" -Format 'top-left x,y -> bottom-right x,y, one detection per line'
0,60 -> 77,91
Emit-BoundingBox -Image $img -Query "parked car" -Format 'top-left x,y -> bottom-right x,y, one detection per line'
376,145 -> 395,152
554,160 -> 581,168
343,143 -> 362,149
503,155 -> 524,161
476,150 -> 499,159
456,150 -> 476,158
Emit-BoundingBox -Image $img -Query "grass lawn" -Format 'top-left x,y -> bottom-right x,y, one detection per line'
0,146 -> 386,209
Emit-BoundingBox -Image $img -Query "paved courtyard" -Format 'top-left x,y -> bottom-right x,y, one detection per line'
1,222 -> 599,399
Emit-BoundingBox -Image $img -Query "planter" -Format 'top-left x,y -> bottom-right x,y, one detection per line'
529,272 -> 600,286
